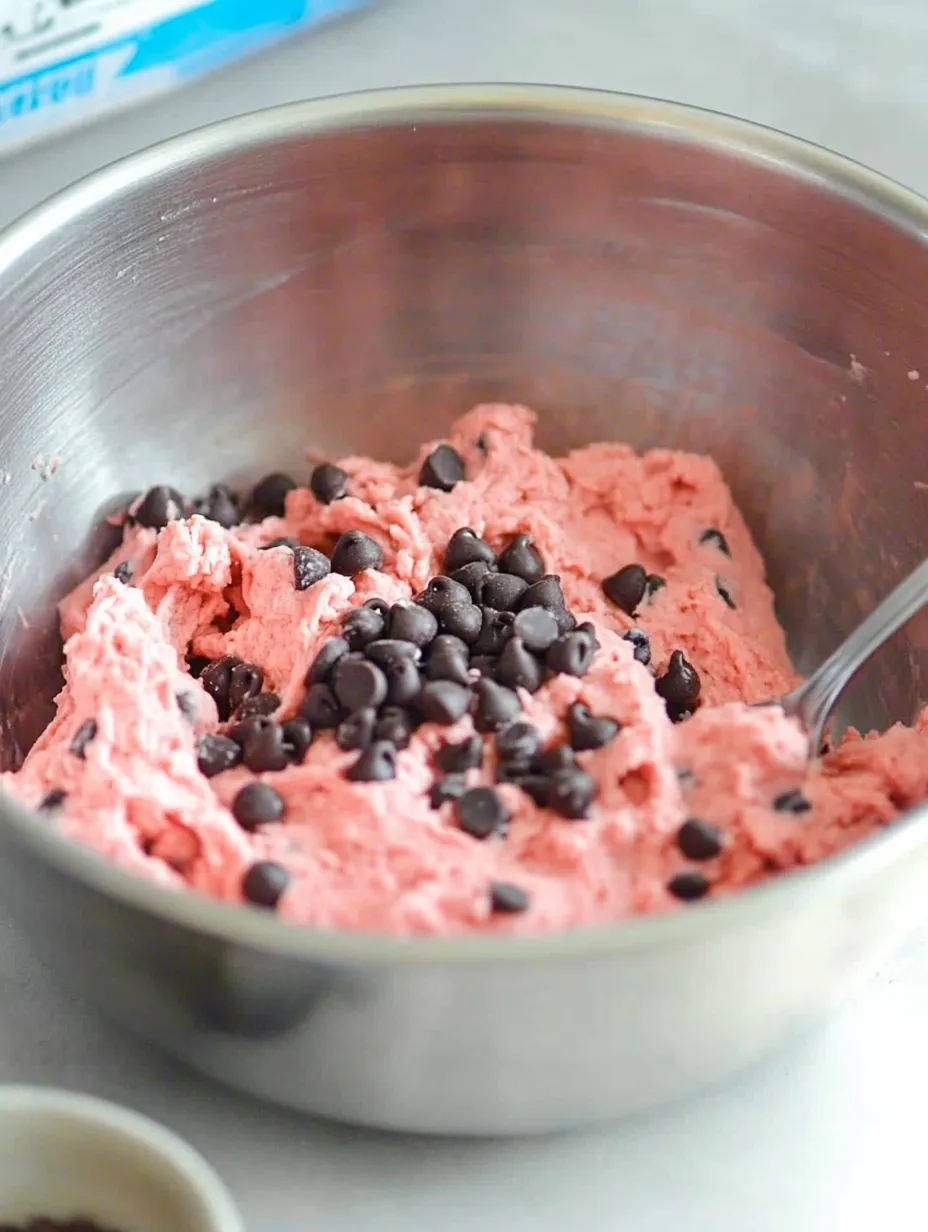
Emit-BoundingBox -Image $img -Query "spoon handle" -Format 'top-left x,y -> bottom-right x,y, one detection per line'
790,558 -> 928,750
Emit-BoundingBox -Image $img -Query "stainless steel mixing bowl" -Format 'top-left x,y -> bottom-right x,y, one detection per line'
0,85 -> 927,1135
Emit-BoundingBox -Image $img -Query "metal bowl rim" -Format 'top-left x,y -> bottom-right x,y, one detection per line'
1,81 -> 926,965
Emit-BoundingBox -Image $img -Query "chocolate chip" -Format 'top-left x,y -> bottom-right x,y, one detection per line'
436,734 -> 483,773
363,597 -> 391,619
773,788 -> 812,815
472,677 -> 521,732
482,572 -> 529,611
546,630 -> 596,677
347,740 -> 397,782
519,574 -> 566,613
535,745 -> 576,774
601,564 -> 646,615
417,575 -> 472,613
495,760 -> 532,785
365,638 -> 422,669
474,607 -> 515,655
342,605 -> 385,649
197,483 -> 239,529
310,462 -> 349,504
114,560 -> 132,584
517,775 -> 551,806
228,662 -> 264,714
176,691 -> 198,722
382,655 -> 422,705
307,638 -> 350,687
374,706 -> 414,749
497,534 -> 545,584
468,654 -> 498,678
236,692 -> 281,719
455,786 -> 509,839
197,733 -> 242,777
388,601 -> 439,647
334,658 -> 388,713
444,527 -> 496,571
548,767 -> 596,819
700,528 -> 731,556
622,627 -> 651,666
645,574 -> 665,599
420,443 -> 466,491
226,713 -> 272,747
496,637 -> 544,692
336,707 -> 376,751
416,680 -> 472,725
567,702 -> 620,751
655,650 -> 701,714
437,600 -> 482,644
676,818 -> 723,860
300,682 -> 344,728
577,620 -> 601,649
251,472 -> 295,518
716,578 -> 736,609
667,871 -> 710,901
243,723 -> 289,773
449,560 -> 495,601
134,484 -> 185,529
489,881 -> 530,914
331,530 -> 383,576
281,717 -> 312,763
430,775 -> 468,808
201,655 -> 242,721
424,634 -> 471,685
261,536 -> 300,551
242,860 -> 290,909
511,606 -> 559,652
232,782 -> 284,831
496,721 -> 542,763
38,789 -> 67,811
291,546 -> 330,591
70,718 -> 97,759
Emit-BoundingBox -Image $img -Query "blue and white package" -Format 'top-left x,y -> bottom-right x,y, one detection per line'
0,0 -> 374,156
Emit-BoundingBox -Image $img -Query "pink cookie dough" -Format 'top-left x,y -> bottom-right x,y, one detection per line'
6,404 -> 928,934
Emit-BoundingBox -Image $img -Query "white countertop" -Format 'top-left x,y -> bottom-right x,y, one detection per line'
3,1 -> 928,1229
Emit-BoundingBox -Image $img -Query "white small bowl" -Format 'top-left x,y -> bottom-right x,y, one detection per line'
0,1087 -> 243,1232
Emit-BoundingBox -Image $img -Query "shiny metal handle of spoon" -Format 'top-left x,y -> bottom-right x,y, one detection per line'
782,557 -> 928,753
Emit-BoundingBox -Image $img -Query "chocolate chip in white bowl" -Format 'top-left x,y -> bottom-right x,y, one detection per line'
496,721 -> 543,764
436,734 -> 483,774
622,627 -> 651,666
495,638 -> 544,692
310,462 -> 349,504
416,575 -> 473,613
196,482 -> 240,529
567,702 -> 620,751
455,786 -> 509,839
430,775 -> 468,808
382,655 -> 423,706
347,740 -> 397,782
601,563 -> 647,615
497,534 -> 545,584
293,546 -> 331,591
546,630 -> 596,678
449,560 -> 495,601
336,708 -> 376,751
420,444 -> 466,491
519,574 -> 567,614
300,683 -> 344,729
388,601 -> 439,647
341,605 -> 386,649
699,527 -> 731,556
334,659 -> 388,713
250,471 -> 295,518
481,571 -> 529,611
331,530 -> 383,576
436,600 -> 483,645
474,607 -> 515,656
365,638 -> 422,668
472,678 -> 522,732
424,634 -> 471,685
243,860 -> 290,908
489,881 -> 530,914
416,680 -> 472,725
374,706 -> 415,749
306,637 -> 349,685
196,733 -> 242,778
281,717 -> 313,763
655,650 -> 701,720
511,606 -> 559,652
242,722 -> 289,773
133,484 -> 186,530
547,767 -> 596,819
232,782 -> 285,831
676,818 -> 724,860
667,870 -> 710,901
444,527 -> 496,571
227,662 -> 263,714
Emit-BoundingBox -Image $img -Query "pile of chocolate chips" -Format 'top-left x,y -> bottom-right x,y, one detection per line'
123,461 -> 755,913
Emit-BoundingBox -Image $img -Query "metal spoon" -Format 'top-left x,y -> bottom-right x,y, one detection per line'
774,558 -> 928,753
